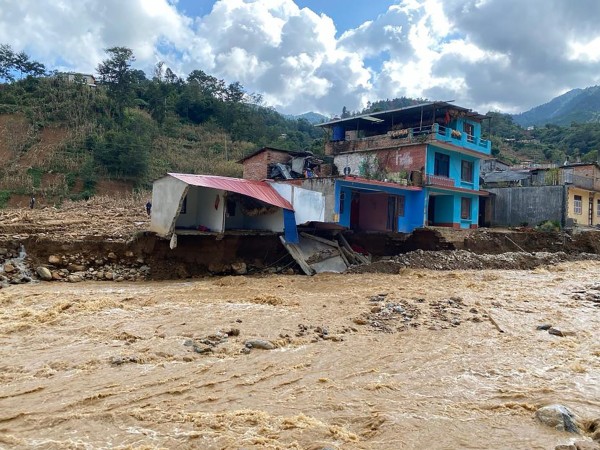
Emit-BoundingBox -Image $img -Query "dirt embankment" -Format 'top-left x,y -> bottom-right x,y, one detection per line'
4,199 -> 600,286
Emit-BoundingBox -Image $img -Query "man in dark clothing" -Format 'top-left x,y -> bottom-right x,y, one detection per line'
145,201 -> 152,217
29,196 -> 35,209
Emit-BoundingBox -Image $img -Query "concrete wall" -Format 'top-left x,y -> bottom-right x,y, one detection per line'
487,186 -> 566,227
150,176 -> 188,237
175,186 -> 225,232
276,178 -> 337,223
270,183 -> 325,224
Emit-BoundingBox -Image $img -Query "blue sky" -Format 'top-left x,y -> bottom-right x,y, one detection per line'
176,0 -> 393,36
2,0 -> 600,116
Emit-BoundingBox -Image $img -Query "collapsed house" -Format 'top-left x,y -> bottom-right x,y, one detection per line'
149,173 -> 368,274
149,173 -> 299,243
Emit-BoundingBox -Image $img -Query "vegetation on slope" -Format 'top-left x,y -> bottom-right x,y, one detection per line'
0,45 -> 323,205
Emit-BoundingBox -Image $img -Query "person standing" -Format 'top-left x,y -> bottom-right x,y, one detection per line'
145,200 -> 152,217
29,195 -> 36,209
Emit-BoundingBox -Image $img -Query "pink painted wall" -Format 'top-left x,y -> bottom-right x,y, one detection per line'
358,193 -> 389,231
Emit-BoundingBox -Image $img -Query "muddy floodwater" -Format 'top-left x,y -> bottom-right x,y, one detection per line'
1,262 -> 600,449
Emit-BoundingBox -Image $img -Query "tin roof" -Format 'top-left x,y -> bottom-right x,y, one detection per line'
316,101 -> 489,129
168,173 -> 294,210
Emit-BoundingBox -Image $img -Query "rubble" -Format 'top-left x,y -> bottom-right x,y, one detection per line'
350,249 -> 600,273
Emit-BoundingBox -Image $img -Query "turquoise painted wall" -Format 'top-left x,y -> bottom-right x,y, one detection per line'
426,191 -> 480,228
426,145 -> 480,190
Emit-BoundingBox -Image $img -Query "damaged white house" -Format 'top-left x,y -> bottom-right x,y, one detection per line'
149,173 -> 323,244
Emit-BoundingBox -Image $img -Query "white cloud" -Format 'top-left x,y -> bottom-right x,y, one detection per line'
1,0 -> 600,115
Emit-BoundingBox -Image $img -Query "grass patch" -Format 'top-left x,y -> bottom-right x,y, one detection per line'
0,190 -> 11,208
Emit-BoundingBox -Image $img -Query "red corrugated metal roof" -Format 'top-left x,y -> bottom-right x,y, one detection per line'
168,173 -> 293,210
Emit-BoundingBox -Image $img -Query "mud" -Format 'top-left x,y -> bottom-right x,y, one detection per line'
1,263 -> 600,449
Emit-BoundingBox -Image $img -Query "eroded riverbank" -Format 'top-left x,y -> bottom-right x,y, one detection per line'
1,262 -> 599,449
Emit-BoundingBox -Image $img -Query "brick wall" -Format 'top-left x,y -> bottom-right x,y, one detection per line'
571,165 -> 600,190
242,150 -> 292,180
333,145 -> 426,176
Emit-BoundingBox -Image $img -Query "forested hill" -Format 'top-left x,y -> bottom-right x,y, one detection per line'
513,86 -> 600,127
0,45 -> 323,206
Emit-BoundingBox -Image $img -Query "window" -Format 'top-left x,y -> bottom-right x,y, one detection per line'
597,199 -> 600,216
461,197 -> 472,220
461,160 -> 473,183
434,152 -> 450,177
574,195 -> 582,215
339,192 -> 345,214
180,195 -> 187,214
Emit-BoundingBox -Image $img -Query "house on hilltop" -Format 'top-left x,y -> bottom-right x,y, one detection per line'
57,72 -> 97,87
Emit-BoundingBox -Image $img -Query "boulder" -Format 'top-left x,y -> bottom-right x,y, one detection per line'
51,271 -> 63,280
536,404 -> 580,433
67,274 -> 83,283
231,262 -> 247,275
3,263 -> 16,273
36,266 -> 53,281
244,339 -> 276,350
104,272 -> 114,280
67,264 -> 86,272
48,255 -> 61,265
107,252 -> 117,260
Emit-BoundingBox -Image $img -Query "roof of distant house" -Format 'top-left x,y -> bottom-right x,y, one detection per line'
483,170 -> 532,183
167,173 -> 293,210
237,146 -> 313,164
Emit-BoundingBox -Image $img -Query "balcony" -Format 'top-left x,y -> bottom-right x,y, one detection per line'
424,174 -> 455,188
325,124 -> 491,156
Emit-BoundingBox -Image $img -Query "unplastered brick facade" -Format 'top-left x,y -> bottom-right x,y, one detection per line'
333,145 -> 426,177
242,150 -> 292,180
569,164 -> 600,191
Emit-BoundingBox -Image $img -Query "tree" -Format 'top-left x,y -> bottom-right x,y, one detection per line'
96,47 -> 137,115
0,44 -> 15,82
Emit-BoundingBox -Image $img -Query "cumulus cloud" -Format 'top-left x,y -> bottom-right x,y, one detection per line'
1,0 -> 600,115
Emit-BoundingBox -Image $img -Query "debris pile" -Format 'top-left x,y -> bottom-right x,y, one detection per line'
0,195 -> 148,242
350,250 -> 600,273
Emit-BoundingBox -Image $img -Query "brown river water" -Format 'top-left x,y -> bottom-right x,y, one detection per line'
1,262 -> 599,449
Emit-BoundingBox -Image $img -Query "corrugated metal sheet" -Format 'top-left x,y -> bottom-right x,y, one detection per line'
168,173 -> 293,210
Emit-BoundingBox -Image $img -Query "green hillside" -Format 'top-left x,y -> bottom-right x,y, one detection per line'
513,86 -> 600,127
0,45 -> 323,206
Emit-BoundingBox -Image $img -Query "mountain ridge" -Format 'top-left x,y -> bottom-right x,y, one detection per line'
513,86 -> 600,127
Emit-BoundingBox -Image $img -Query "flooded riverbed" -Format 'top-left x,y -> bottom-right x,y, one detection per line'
1,262 -> 599,449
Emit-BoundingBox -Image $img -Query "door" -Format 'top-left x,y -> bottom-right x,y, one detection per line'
386,196 -> 397,232
589,196 -> 594,225
427,195 -> 436,225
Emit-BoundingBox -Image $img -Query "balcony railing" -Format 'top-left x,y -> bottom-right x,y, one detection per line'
424,174 -> 455,188
327,124 -> 492,155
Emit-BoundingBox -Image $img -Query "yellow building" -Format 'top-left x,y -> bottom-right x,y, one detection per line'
566,186 -> 599,227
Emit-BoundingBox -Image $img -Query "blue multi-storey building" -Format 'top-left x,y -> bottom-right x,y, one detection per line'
316,101 -> 491,231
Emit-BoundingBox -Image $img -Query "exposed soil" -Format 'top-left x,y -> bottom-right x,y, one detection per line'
4,200 -> 600,283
